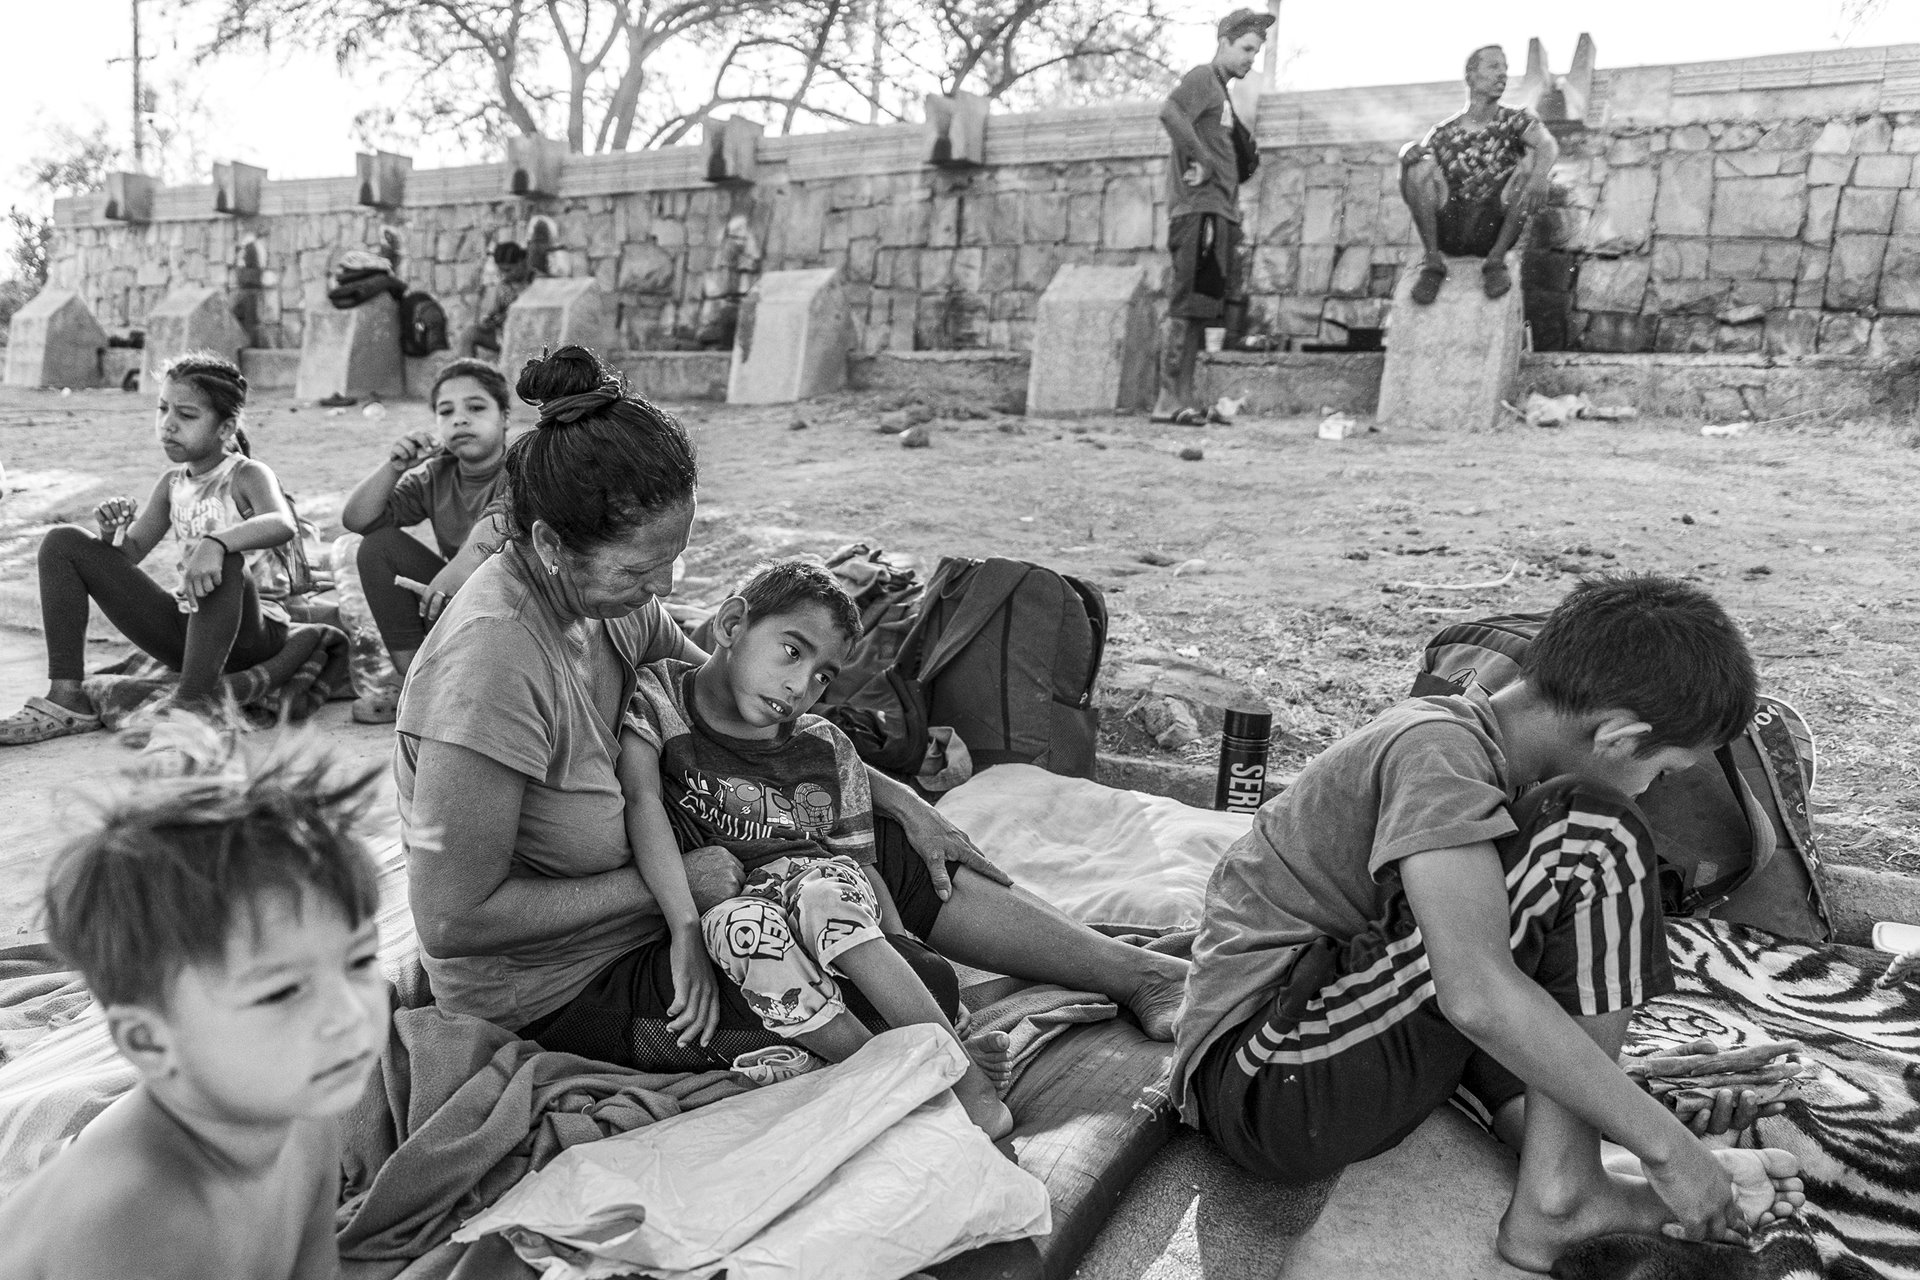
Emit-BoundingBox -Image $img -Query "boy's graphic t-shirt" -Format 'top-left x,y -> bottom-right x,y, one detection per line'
622,659 -> 875,872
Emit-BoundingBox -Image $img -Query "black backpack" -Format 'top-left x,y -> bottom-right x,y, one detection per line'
823,557 -> 1107,782
1410,614 -> 1833,942
399,292 -> 450,358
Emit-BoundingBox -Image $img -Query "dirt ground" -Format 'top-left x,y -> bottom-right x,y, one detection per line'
1,381 -> 1916,875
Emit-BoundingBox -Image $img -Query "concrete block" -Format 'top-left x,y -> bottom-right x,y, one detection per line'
4,290 -> 108,388
143,287 -> 250,387
239,347 -> 302,391
1826,235 -> 1888,310
355,151 -> 411,208
727,268 -> 850,404
213,161 -> 266,216
1024,263 -> 1155,418
1575,257 -> 1650,312
703,116 -> 763,184
925,91 -> 988,168
1376,251 -> 1524,431
501,277 -> 614,379
295,292 -> 406,402
102,172 -> 154,224
1587,166 -> 1657,253
505,136 -> 565,198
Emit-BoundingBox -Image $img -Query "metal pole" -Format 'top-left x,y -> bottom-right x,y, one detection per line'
1261,0 -> 1281,88
131,0 -> 145,168
869,0 -> 884,123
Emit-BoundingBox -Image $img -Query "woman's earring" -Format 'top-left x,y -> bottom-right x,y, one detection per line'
547,561 -> 559,577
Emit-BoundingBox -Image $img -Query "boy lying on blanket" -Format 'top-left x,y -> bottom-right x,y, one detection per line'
1173,573 -> 1806,1273
0,729 -> 391,1279
616,560 -> 1014,1138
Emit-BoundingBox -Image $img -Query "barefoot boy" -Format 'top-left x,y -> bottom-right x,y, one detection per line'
1173,574 -> 1803,1271
0,736 -> 391,1279
617,560 -> 1013,1138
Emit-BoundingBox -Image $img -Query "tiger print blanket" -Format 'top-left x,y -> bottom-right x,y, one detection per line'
1605,918 -> 1920,1280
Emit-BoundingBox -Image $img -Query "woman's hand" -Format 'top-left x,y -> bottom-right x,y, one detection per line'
182,537 -> 229,601
94,496 -> 137,542
388,430 -> 442,473
897,801 -> 1011,900
666,929 -> 722,1048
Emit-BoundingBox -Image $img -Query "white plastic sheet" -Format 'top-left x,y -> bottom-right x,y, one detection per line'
454,1025 -> 1050,1280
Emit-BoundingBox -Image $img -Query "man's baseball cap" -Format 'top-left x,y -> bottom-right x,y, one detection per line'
1217,8 -> 1276,42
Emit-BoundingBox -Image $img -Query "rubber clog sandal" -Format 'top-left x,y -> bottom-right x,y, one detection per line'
0,697 -> 102,746
1482,259 -> 1513,300
1148,407 -> 1208,426
1410,261 -> 1448,305
352,690 -> 400,725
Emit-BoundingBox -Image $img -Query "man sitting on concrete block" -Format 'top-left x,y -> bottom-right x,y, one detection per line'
1152,7 -> 1270,426
1398,44 -> 1558,305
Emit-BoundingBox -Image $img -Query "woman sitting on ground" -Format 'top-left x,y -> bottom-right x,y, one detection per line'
1,353 -> 299,745
397,345 -> 1188,1071
339,358 -> 519,722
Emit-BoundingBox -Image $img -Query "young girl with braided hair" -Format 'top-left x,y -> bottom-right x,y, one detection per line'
0,353 -> 298,743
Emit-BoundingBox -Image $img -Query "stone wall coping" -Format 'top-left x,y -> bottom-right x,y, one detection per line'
51,41 -> 1920,230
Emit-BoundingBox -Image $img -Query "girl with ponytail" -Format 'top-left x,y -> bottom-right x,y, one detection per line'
1,353 -> 298,743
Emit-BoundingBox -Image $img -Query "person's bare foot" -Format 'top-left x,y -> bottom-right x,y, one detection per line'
1124,959 -> 1189,1041
965,1030 -> 1014,1095
951,1065 -> 1015,1140
1712,1147 -> 1803,1229
1497,1168 -> 1671,1273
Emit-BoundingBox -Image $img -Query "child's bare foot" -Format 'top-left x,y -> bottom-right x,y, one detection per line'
952,1065 -> 1015,1140
1124,960 -> 1189,1042
1714,1147 -> 1803,1228
964,1030 -> 1014,1095
1498,1168 -> 1671,1273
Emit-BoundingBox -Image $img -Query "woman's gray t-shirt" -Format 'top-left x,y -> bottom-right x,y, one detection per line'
394,543 -> 697,1027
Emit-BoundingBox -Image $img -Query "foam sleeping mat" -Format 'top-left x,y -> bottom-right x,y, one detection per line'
933,1019 -> 1177,1280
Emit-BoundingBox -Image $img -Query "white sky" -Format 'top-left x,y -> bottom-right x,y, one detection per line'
4,0 -> 1919,209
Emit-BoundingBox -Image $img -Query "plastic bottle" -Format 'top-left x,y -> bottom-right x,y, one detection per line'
1214,706 -> 1272,814
329,534 -> 400,698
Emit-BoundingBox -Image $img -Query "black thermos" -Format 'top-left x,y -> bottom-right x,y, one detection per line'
1214,706 -> 1272,813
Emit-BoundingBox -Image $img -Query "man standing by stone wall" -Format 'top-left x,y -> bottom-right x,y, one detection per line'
1153,8 -> 1271,424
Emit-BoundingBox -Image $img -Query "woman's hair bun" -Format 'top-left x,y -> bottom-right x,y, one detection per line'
516,345 -> 609,410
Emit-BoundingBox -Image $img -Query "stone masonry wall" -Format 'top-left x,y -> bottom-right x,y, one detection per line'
44,44 -> 1920,360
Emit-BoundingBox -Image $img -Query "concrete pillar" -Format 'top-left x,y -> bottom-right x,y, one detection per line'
726,268 -> 850,404
1375,252 -> 1524,430
1025,263 -> 1157,418
296,292 -> 406,402
500,277 -> 613,381
143,287 -> 250,387
4,290 -> 108,389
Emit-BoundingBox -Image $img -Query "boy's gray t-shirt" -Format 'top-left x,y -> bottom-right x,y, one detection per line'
1171,690 -> 1519,1120
394,544 -> 698,1029
369,454 -> 506,560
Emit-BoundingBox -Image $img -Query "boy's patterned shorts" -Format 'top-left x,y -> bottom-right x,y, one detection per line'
701,855 -> 886,1038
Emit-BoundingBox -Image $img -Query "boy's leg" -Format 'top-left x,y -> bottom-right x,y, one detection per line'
356,527 -> 447,674
783,858 -> 1012,1136
702,889 -> 854,1041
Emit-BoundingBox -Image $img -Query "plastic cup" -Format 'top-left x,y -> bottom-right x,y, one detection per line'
1872,921 -> 1920,954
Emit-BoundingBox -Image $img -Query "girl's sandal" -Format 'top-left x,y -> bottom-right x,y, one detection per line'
0,697 -> 103,746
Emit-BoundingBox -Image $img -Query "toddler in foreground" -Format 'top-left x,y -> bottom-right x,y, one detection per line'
0,731 -> 392,1279
617,560 -> 1013,1137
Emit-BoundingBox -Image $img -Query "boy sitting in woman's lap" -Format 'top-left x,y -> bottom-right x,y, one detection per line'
617,560 -> 1012,1137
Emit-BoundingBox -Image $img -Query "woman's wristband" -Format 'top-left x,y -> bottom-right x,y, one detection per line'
206,533 -> 233,557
